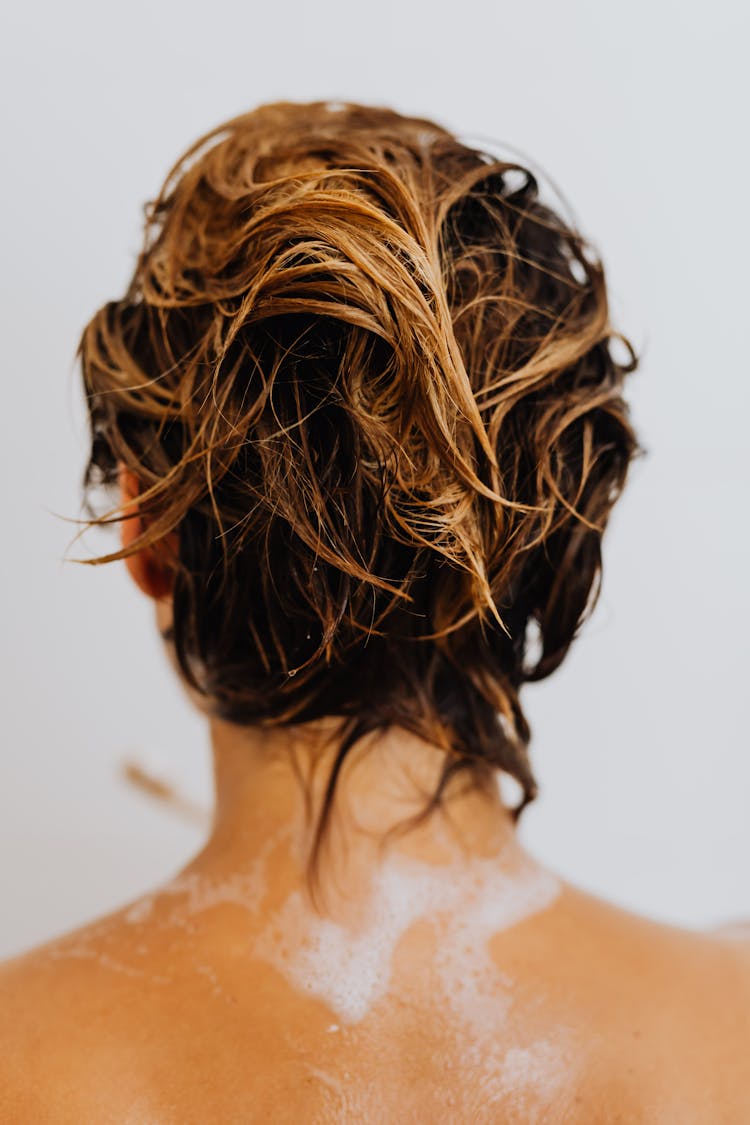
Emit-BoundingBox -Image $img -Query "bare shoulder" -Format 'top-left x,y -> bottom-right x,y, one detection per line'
0,899 -> 300,1124
0,942 -> 87,1123
0,904 -> 190,1124
523,884 -> 750,1122
0,913 -> 142,1125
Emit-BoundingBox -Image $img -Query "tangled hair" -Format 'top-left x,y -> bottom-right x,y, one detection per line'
77,100 -> 640,884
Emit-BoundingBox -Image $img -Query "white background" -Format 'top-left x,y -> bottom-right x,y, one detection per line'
1,0 -> 747,958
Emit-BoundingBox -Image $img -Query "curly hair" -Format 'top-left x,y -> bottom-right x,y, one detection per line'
76,100 -> 640,885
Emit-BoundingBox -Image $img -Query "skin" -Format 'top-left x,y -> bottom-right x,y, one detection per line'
0,469 -> 748,1123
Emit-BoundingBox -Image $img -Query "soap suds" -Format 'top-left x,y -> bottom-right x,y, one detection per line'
44,944 -> 172,985
253,849 -> 560,1026
123,824 -> 292,927
124,895 -> 156,925
453,1035 -> 573,1121
500,1038 -> 570,1094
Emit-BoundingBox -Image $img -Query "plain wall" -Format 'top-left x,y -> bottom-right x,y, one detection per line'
1,0 -> 748,958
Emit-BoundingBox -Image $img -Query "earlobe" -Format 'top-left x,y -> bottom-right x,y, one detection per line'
118,464 -> 176,601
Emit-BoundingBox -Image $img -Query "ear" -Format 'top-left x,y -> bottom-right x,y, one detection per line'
119,464 -> 178,601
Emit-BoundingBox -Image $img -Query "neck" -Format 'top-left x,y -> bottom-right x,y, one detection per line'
189,715 -> 524,908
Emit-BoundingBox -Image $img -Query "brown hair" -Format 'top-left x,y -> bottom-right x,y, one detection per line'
76,100 -> 640,883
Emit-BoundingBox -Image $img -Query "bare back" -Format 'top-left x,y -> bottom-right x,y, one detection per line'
1,848 -> 749,1124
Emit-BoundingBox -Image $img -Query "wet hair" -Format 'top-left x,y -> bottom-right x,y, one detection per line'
77,100 -> 640,886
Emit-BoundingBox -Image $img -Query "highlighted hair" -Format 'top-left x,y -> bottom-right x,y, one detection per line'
77,101 -> 640,890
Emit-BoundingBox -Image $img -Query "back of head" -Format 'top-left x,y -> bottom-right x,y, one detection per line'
78,100 -> 639,867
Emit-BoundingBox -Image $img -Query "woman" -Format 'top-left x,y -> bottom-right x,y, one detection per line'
1,101 -> 747,1122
